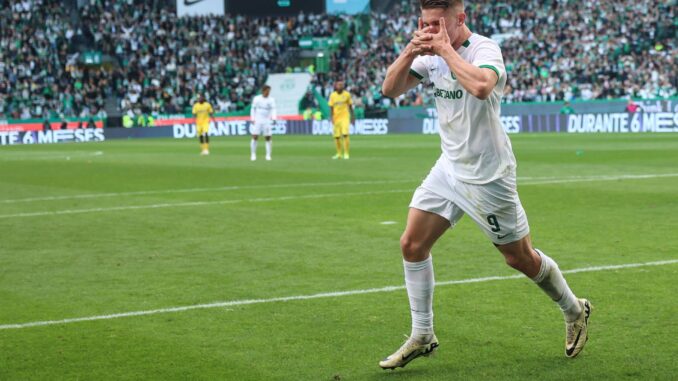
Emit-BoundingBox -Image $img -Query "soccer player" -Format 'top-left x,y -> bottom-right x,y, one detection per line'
378,0 -> 592,370
250,85 -> 277,161
192,95 -> 214,155
328,81 -> 354,159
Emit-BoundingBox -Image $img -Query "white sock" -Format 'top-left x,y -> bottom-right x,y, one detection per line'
404,256 -> 434,339
265,140 -> 272,157
250,139 -> 257,156
532,249 -> 582,321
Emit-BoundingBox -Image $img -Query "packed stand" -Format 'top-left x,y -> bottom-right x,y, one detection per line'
0,0 -> 109,120
0,0 -> 675,120
80,1 -> 346,117
315,0 -> 676,109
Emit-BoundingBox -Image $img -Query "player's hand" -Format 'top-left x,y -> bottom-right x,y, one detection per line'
406,18 -> 434,57
412,17 -> 451,56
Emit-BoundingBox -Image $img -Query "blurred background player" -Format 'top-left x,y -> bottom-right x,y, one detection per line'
192,95 -> 214,155
249,85 -> 277,161
328,81 -> 354,159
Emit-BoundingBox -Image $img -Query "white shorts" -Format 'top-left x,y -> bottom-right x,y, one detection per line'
409,156 -> 529,245
250,121 -> 272,137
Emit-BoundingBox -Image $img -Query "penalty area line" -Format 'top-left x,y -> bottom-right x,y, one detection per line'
1,259 -> 676,330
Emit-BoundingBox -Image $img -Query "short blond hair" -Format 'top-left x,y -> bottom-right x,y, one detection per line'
420,0 -> 463,9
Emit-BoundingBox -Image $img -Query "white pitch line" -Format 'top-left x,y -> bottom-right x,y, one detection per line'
1,259 -> 675,330
3,173 -> 677,204
1,172 -> 676,220
520,173 -> 678,186
0,180 -> 413,204
0,189 -> 412,219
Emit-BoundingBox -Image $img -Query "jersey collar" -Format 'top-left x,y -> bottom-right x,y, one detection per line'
456,35 -> 472,52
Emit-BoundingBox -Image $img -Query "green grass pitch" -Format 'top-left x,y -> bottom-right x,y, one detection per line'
0,133 -> 677,380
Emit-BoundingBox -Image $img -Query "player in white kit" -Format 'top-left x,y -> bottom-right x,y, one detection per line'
378,0 -> 592,370
250,85 -> 277,161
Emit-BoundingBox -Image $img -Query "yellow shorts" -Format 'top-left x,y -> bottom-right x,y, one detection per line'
333,119 -> 350,138
197,124 -> 209,136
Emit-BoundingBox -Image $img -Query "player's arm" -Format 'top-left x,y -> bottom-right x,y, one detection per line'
414,17 -> 497,100
209,104 -> 216,123
250,99 -> 256,124
271,99 -> 277,121
382,18 -> 430,98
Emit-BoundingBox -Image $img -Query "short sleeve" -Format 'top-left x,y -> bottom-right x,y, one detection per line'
328,93 -> 336,107
208,104 -> 214,113
409,56 -> 429,82
347,93 -> 353,105
192,104 -> 197,114
472,39 -> 506,85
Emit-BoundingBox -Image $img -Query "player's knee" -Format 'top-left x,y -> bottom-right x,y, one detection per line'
400,234 -> 426,258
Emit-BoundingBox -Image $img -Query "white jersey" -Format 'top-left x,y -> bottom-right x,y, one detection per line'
410,33 -> 515,184
250,95 -> 277,123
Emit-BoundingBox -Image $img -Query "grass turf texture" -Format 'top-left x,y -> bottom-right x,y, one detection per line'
0,133 -> 676,380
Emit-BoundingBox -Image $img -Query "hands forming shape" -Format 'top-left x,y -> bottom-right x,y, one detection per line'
409,17 -> 452,57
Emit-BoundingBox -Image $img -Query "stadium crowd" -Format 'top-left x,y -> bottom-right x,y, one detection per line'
0,0 -> 675,119
327,0 -> 676,108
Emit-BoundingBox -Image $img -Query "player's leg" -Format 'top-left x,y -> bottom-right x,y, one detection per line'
204,132 -> 210,154
334,137 -> 342,158
496,236 -> 591,357
332,121 -> 342,159
265,136 -> 272,161
250,122 -> 261,161
379,207 -> 450,370
342,120 -> 350,159
456,174 -> 591,357
263,123 -> 272,160
380,159 -> 462,370
250,134 -> 258,161
401,207 -> 450,334
198,125 -> 208,155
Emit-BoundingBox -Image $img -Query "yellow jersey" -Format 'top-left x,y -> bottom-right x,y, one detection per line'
329,91 -> 352,122
192,102 -> 214,127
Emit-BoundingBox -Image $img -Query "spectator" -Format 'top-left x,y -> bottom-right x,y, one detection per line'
560,101 -> 575,115
626,99 -> 640,113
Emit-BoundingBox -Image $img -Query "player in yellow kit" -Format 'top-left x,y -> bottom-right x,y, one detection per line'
328,81 -> 354,159
192,95 -> 214,155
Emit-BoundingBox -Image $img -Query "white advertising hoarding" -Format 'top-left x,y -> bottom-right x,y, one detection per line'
266,73 -> 312,116
177,0 -> 224,17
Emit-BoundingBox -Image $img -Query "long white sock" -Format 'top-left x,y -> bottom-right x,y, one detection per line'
404,256 -> 434,339
265,140 -> 272,157
250,139 -> 257,156
532,249 -> 582,321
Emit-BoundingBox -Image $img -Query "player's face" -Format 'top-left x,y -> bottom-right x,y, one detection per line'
263,88 -> 270,97
335,82 -> 344,92
420,7 -> 464,44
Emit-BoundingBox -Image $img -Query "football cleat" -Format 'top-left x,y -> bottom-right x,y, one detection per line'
332,154 -> 341,159
565,298 -> 592,358
265,155 -> 271,161
379,334 -> 438,370
250,154 -> 256,161
200,149 -> 209,156
343,153 -> 350,159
